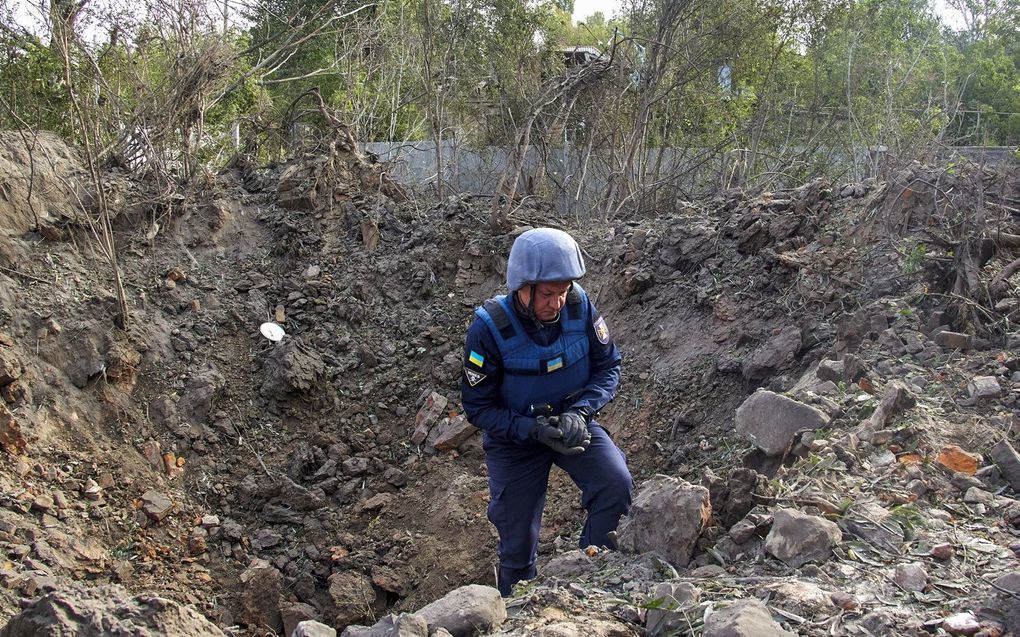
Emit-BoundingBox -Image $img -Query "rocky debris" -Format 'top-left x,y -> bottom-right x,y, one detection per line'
426,414 -> 477,451
764,508 -> 841,567
742,326 -> 803,381
968,375 -> 1001,400
859,381 -> 915,439
140,490 -> 174,522
296,620 -> 339,637
843,501 -> 903,552
261,341 -> 325,399
645,582 -> 700,634
411,391 -> 448,445
341,613 -> 428,637
179,369 -> 225,425
414,584 -> 505,637
892,563 -> 928,592
977,574 -> 1020,636
0,402 -> 27,455
990,440 -> 1020,491
943,612 -> 981,636
734,390 -> 829,456
764,581 -> 834,617
936,445 -> 982,475
328,571 -> 377,628
616,475 -> 711,567
702,598 -> 795,637
935,331 -> 972,349
240,563 -> 284,634
0,582 -> 225,636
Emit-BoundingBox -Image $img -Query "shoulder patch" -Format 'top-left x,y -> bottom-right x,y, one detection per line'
593,316 -> 610,345
468,350 -> 485,367
464,366 -> 487,387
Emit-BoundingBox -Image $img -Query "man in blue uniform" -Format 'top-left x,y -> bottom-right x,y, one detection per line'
461,227 -> 633,597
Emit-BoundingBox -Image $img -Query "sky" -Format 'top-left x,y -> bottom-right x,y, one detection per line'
572,0 -> 968,28
573,0 -> 621,23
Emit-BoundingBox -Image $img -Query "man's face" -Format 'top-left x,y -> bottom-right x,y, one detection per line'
518,281 -> 571,321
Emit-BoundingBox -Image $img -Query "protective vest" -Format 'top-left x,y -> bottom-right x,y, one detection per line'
475,285 -> 591,416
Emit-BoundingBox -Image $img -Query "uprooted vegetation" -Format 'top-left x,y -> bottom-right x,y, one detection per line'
1,130 -> 1020,637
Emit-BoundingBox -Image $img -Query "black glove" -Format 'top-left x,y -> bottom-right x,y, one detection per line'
530,417 -> 587,456
558,411 -> 589,448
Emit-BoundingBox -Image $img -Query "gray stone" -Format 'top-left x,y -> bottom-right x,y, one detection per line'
616,475 -> 711,567
646,582 -> 701,634
282,602 -> 319,637
764,509 -> 841,568
0,582 -> 225,636
969,376 -> 1001,399
935,331 -> 972,349
742,326 -> 803,381
964,487 -> 994,505
703,598 -> 795,637
892,563 -> 927,592
294,621 -> 337,637
843,502 -> 903,552
341,614 -> 428,637
734,390 -> 830,456
990,440 -> 1020,491
863,382 -> 915,434
414,585 -> 505,637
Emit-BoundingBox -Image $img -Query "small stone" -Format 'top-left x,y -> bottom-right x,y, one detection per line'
935,331 -> 972,349
82,478 -> 102,501
140,491 -> 174,522
937,446 -> 982,475
964,487 -> 994,505
829,591 -> 858,610
31,494 -> 54,512
201,515 -> 221,527
892,562 -> 927,592
969,376 -> 1001,400
930,543 -> 953,560
943,612 -> 980,636
764,508 -> 842,568
293,620 -> 336,637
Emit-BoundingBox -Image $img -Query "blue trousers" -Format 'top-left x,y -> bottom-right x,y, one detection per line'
484,423 -> 633,596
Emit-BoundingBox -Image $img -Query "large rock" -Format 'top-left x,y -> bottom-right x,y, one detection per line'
764,509 -> 841,567
261,341 -> 325,399
240,565 -> 283,635
616,475 -> 711,567
0,582 -> 225,636
414,585 -> 505,637
990,440 -> 1020,491
734,390 -> 829,456
703,599 -> 795,637
328,571 -> 377,628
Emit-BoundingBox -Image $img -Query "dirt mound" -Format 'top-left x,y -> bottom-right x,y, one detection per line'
0,132 -> 90,237
0,583 -> 225,636
1,127 -> 1020,636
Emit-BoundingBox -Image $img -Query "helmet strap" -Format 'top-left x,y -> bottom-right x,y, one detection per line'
515,284 -> 560,330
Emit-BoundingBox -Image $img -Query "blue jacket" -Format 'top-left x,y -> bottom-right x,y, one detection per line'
461,285 -> 622,444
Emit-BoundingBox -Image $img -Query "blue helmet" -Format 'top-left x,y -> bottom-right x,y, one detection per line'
506,228 -> 586,291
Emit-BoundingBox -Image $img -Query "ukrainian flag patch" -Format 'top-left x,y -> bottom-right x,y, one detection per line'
546,357 -> 564,373
468,350 -> 485,367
